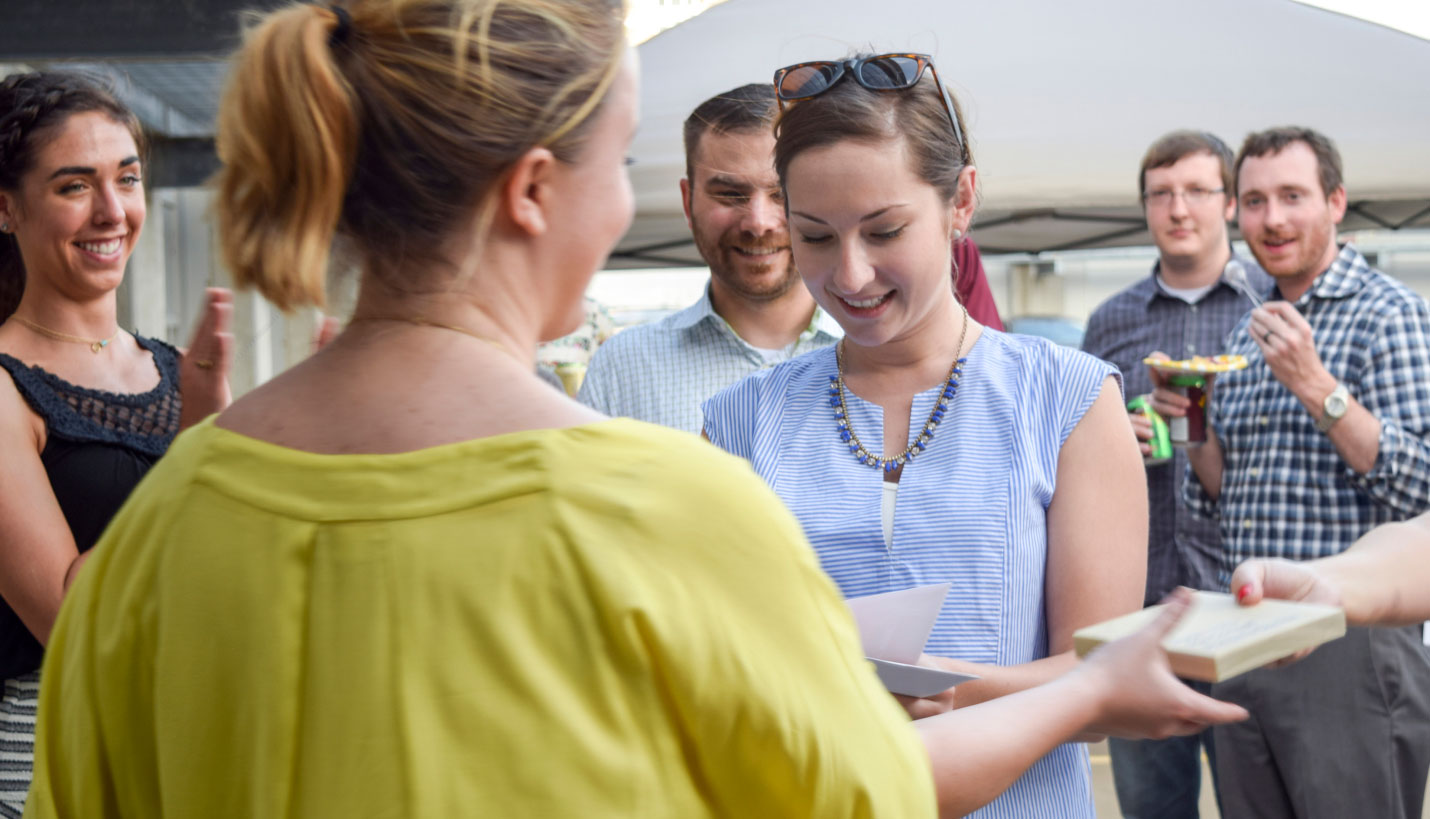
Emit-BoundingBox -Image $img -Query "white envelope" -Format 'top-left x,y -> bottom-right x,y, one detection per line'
847,583 -> 979,698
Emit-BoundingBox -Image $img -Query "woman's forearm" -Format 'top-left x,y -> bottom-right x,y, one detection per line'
918,671 -> 1100,817
930,650 -> 1079,708
1317,515 -> 1430,626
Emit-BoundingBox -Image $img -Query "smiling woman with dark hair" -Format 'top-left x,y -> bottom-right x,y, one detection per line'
0,70 -> 230,815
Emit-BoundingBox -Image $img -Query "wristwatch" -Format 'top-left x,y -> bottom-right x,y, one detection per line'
1316,382 -> 1350,433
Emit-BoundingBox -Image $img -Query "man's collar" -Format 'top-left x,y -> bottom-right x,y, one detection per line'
810,306 -> 844,340
667,285 -> 720,330
675,281 -> 843,341
1294,243 -> 1370,303
1141,254 -> 1252,306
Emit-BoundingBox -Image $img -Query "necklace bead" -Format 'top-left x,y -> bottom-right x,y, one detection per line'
831,302 -> 970,472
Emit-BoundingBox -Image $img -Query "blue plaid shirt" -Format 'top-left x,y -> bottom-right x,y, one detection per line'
1184,244 -> 1430,583
578,286 -> 841,433
1082,256 -> 1270,605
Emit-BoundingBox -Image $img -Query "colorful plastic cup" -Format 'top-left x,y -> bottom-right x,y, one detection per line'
1168,374 -> 1208,447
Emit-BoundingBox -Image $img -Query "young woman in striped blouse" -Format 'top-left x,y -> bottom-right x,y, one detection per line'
704,53 -> 1161,819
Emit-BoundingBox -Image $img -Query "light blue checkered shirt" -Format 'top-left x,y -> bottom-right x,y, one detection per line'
578,286 -> 842,432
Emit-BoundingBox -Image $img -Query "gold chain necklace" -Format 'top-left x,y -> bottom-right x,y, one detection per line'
348,316 -> 523,362
832,300 -> 969,473
12,316 -> 120,353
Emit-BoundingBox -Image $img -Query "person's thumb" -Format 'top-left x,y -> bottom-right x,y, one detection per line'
1230,562 -> 1266,607
1144,587 -> 1196,641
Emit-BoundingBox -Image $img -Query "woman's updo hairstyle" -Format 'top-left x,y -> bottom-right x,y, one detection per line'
772,52 -> 973,205
215,0 -> 627,311
0,71 -> 145,322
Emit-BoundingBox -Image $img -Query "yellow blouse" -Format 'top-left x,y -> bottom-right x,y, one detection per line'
27,418 -> 934,818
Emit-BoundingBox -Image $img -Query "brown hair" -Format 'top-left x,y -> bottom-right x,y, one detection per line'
682,83 -> 776,182
1138,130 -> 1233,199
0,71 -> 145,322
772,53 -> 972,203
214,0 -> 627,311
1234,126 -> 1343,198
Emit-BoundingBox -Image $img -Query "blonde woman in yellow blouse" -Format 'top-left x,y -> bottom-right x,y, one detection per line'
26,2 -> 1245,817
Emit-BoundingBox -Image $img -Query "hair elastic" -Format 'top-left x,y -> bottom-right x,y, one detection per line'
328,4 -> 352,47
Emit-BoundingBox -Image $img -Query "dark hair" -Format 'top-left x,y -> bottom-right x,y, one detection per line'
1234,126 -> 1343,198
772,53 -> 972,204
682,83 -> 776,182
1138,130 -> 1233,199
0,71 -> 145,322
215,0 -> 628,310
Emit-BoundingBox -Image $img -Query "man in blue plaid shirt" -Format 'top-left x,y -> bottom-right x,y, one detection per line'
1155,127 -> 1430,819
1083,130 -> 1268,819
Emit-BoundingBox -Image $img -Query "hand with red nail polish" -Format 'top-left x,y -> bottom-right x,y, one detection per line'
1233,514 -> 1430,632
1229,557 -> 1343,668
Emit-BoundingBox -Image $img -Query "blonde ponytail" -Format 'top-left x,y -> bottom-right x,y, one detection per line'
213,0 -> 625,310
215,4 -> 356,311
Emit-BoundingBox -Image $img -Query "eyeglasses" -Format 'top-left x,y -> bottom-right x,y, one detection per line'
1142,187 -> 1226,207
773,53 -> 968,164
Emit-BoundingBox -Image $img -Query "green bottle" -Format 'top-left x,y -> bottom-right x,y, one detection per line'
1128,394 -> 1173,465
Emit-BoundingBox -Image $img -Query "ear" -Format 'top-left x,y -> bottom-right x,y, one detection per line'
1327,184 -> 1348,225
0,189 -> 17,231
679,177 -> 693,228
499,146 -> 558,237
1222,192 -> 1237,224
949,165 -> 978,236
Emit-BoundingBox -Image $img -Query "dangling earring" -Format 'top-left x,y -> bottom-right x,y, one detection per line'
0,223 -> 9,233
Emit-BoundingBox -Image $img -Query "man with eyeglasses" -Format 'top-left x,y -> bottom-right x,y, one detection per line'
1081,130 -> 1268,819
579,82 -> 1000,432
1160,127 -> 1430,819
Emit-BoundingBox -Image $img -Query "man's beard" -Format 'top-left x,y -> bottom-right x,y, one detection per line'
691,219 -> 800,303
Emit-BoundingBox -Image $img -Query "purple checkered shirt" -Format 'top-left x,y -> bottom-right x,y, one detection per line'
1082,256 -> 1269,604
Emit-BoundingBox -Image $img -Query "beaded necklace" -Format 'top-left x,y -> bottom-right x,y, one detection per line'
829,301 -> 969,473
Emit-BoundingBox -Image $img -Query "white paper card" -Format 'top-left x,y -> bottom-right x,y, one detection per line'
846,583 -> 979,697
847,582 -> 952,664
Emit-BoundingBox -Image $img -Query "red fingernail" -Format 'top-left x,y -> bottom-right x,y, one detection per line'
1236,585 -> 1251,602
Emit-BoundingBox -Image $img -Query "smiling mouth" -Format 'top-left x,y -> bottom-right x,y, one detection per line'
1263,237 -> 1295,250
731,246 -> 787,258
840,292 -> 893,310
75,239 -> 123,255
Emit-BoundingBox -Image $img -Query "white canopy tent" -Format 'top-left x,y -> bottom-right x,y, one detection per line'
612,0 -> 1430,266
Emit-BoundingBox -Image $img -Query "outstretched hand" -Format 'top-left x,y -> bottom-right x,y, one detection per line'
1077,588 -> 1248,739
1229,558 -> 1342,667
178,288 -> 234,430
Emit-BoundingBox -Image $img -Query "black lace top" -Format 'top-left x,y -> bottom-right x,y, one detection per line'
0,335 -> 181,679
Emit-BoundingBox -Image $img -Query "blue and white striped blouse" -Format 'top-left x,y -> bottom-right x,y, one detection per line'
703,329 -> 1118,819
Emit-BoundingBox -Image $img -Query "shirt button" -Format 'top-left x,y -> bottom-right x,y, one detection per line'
1242,518 -> 1253,528
1249,467 -> 1261,477
1190,304 -> 1199,313
1185,344 -> 1196,353
1259,416 -> 1270,425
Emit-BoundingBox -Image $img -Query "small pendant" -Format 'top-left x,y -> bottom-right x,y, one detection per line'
91,340 -> 106,353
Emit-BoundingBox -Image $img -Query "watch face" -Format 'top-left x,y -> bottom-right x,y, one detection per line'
1326,387 -> 1348,417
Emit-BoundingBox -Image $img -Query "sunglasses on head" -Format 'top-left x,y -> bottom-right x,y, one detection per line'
773,53 -> 968,163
